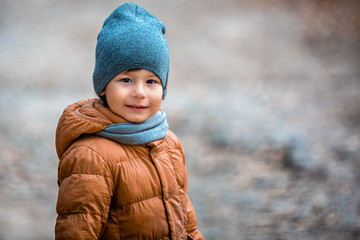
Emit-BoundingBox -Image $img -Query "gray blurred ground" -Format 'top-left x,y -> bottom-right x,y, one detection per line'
0,0 -> 360,239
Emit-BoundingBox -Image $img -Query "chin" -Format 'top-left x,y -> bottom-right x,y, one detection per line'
127,117 -> 147,123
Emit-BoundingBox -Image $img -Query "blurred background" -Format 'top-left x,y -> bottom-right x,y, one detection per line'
0,0 -> 359,239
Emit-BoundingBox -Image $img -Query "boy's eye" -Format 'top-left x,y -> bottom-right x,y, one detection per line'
146,79 -> 159,84
120,78 -> 132,83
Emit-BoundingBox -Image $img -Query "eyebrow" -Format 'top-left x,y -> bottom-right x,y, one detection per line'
120,69 -> 160,79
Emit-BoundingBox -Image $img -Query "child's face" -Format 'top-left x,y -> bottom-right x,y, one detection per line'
101,69 -> 163,123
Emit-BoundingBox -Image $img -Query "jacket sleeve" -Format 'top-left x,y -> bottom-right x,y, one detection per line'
55,146 -> 114,240
186,195 -> 205,240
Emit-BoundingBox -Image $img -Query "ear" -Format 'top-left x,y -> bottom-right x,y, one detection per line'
99,89 -> 106,96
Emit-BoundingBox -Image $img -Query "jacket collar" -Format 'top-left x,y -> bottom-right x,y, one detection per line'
55,98 -> 127,158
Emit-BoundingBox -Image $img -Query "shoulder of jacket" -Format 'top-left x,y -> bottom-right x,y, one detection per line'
164,130 -> 181,146
62,135 -> 128,164
162,130 -> 186,157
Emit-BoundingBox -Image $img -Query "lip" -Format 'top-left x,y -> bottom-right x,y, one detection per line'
126,104 -> 148,112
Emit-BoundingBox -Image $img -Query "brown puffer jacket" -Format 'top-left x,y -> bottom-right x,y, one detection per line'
55,98 -> 204,240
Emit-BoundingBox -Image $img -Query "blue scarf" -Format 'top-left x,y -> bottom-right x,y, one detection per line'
94,111 -> 168,145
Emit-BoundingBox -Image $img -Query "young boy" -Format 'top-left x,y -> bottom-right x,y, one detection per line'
55,3 -> 204,240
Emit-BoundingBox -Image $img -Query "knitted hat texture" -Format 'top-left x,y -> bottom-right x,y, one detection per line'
93,3 -> 170,98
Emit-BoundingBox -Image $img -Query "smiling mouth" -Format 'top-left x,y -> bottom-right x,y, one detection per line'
126,105 -> 148,110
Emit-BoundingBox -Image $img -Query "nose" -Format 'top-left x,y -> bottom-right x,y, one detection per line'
131,83 -> 146,98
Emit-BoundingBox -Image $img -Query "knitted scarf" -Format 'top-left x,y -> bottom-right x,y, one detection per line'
94,111 -> 168,145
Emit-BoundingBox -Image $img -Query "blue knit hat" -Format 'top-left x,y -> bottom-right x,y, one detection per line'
93,3 -> 170,98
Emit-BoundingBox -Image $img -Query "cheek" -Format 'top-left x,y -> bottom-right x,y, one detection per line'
150,96 -> 163,111
150,88 -> 163,102
152,96 -> 162,106
155,92 -> 163,104
106,88 -> 126,105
